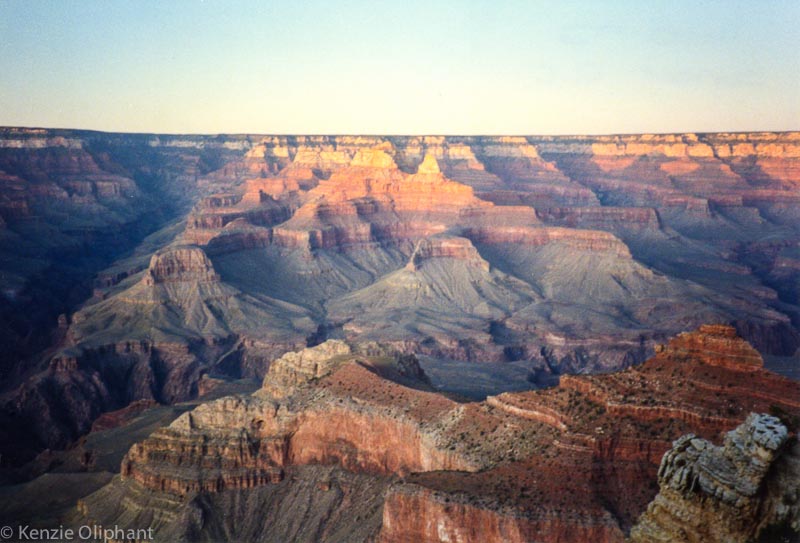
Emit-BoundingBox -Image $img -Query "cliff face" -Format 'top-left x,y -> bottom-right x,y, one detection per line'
119,346 -> 475,498
72,326 -> 800,543
379,485 -> 625,543
260,339 -> 353,397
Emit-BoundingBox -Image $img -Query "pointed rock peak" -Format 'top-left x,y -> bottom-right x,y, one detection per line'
351,147 -> 398,169
417,153 -> 441,175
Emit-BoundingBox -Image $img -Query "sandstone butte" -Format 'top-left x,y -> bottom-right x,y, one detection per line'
72,325 -> 800,543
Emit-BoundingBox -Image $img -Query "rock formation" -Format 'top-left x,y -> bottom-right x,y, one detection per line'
630,413 -> 800,543
260,339 -> 352,397
143,246 -> 220,285
653,323 -> 764,371
116,344 -> 473,499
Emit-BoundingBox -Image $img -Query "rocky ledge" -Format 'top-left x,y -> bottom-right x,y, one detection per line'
119,343 -> 473,497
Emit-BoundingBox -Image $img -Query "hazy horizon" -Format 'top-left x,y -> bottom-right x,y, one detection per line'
1,0 -> 798,135
4,125 -> 800,137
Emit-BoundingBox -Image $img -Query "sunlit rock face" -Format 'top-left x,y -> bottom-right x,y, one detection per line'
120,344 -> 474,496
653,323 -> 764,371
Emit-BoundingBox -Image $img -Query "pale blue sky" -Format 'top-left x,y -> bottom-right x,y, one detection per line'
1,0 -> 798,134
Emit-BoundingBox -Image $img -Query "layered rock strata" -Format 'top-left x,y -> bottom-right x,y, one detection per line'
74,326 -> 800,542
630,413 -> 799,542
120,344 -> 475,497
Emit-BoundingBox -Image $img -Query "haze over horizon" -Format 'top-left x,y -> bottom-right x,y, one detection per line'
1,0 -> 798,135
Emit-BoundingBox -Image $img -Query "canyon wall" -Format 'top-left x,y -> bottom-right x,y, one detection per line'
2,128 -> 799,469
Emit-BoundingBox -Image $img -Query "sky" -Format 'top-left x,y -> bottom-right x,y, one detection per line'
0,0 -> 798,135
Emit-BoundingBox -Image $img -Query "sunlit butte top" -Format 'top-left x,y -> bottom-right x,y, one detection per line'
0,0 -> 798,134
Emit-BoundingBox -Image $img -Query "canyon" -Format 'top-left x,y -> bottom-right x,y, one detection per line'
0,128 -> 799,541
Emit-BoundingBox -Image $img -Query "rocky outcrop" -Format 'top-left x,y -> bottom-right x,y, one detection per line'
144,246 -> 220,285
630,413 -> 799,543
121,395 -> 287,495
557,325 -> 800,437
654,323 -> 764,371
119,348 -> 474,497
261,340 -> 352,397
